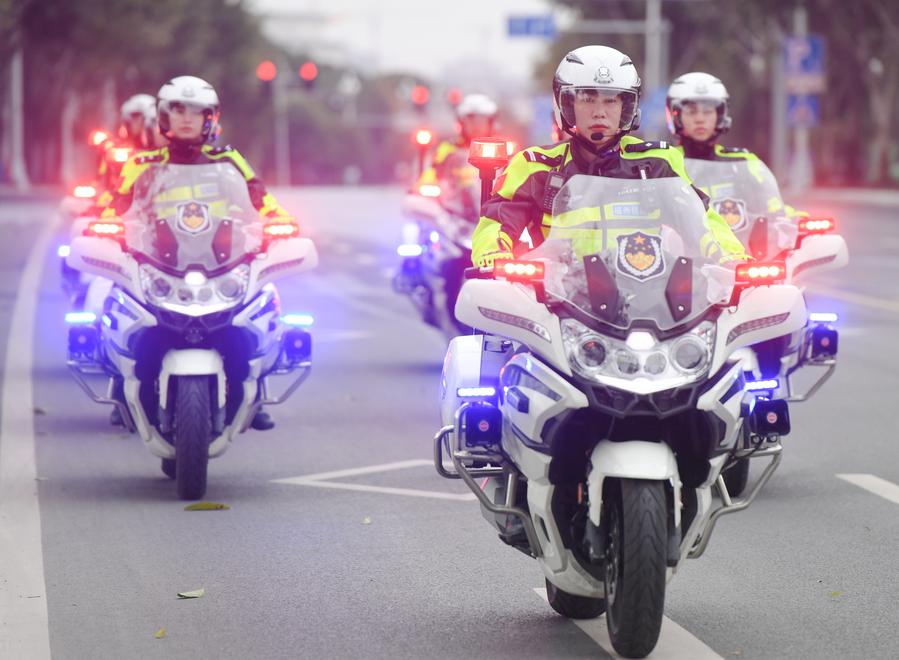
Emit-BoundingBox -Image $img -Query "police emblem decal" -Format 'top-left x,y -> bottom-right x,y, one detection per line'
616,231 -> 665,281
176,201 -> 210,233
594,66 -> 613,84
712,198 -> 747,230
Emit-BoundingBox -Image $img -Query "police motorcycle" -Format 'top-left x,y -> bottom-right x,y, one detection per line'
392,148 -> 483,338
65,162 -> 317,499
685,157 -> 848,495
434,171 -> 807,658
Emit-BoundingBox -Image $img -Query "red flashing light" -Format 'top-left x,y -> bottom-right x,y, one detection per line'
89,130 -> 109,147
111,147 -> 132,163
799,217 -> 836,234
411,85 -> 430,106
299,61 -> 318,82
418,184 -> 441,198
414,129 -> 433,146
72,184 -> 97,199
494,260 -> 545,282
263,220 -> 300,239
256,60 -> 277,82
87,220 -> 126,238
468,137 -> 513,171
735,261 -> 786,285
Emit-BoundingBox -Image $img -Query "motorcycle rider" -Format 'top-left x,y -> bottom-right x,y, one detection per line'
665,71 -> 807,220
101,75 -> 292,431
419,93 -> 498,214
471,46 -> 748,268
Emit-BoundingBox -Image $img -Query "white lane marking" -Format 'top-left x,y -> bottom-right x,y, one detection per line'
281,479 -> 476,502
277,458 -> 433,483
837,474 -> 899,506
810,285 -> 899,314
0,215 -> 57,660
533,588 -> 722,660
272,458 -> 476,501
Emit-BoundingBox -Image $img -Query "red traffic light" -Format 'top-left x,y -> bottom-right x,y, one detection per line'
411,85 -> 430,106
447,88 -> 463,106
299,61 -> 318,82
256,60 -> 277,82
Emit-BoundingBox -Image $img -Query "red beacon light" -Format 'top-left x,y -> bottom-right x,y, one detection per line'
418,184 -> 441,198
263,220 -> 300,241
799,217 -> 836,234
88,129 -> 110,147
72,184 -> 97,199
493,259 -> 545,282
111,147 -> 132,163
735,261 -> 786,285
86,219 -> 126,243
414,129 -> 433,146
468,137 -> 513,171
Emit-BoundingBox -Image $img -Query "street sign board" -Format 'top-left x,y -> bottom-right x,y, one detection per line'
784,35 -> 826,95
508,15 -> 557,39
787,94 -> 820,128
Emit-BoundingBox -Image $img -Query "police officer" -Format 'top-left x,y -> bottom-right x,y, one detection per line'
470,47 -> 747,267
102,76 -> 291,431
665,71 -> 806,219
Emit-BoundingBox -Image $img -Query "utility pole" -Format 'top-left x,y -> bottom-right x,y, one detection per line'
769,18 -> 788,180
273,57 -> 292,186
9,48 -> 30,190
788,5 -> 814,192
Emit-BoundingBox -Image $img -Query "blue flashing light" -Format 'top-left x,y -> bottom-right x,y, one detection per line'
745,378 -> 779,392
57,245 -> 71,258
397,244 -> 424,257
281,313 -> 314,327
809,312 -> 838,323
457,386 -> 497,398
65,311 -> 97,325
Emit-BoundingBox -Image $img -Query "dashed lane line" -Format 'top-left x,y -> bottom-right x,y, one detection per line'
836,474 -> 899,506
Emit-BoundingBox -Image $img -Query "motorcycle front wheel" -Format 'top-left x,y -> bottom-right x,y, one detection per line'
173,376 -> 212,500
603,478 -> 667,659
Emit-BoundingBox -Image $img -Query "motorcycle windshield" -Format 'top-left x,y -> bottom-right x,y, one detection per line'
684,158 -> 798,259
526,174 -> 735,332
123,163 -> 263,273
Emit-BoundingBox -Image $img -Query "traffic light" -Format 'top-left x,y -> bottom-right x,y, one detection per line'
256,60 -> 277,82
411,84 -> 430,113
299,61 -> 318,90
446,88 -> 463,107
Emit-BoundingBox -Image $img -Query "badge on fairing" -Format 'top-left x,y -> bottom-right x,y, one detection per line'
712,198 -> 747,230
594,66 -> 613,84
176,201 -> 210,233
616,231 -> 665,281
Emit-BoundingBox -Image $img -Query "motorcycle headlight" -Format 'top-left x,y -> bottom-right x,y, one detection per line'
562,319 -> 715,384
140,264 -> 175,303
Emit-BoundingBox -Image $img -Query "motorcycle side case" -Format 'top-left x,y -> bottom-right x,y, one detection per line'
439,334 -> 513,427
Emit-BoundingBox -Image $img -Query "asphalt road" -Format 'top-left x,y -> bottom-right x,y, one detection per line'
0,186 -> 897,659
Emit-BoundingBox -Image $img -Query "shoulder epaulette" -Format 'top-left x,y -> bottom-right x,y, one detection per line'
522,149 -> 565,167
623,140 -> 670,153
719,146 -> 749,154
205,144 -> 234,156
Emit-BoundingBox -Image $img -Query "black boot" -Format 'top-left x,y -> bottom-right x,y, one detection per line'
250,409 -> 275,430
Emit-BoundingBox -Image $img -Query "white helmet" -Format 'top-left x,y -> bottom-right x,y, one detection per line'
665,72 -> 731,136
119,94 -> 156,145
455,94 -> 498,120
552,46 -> 642,139
157,76 -> 220,144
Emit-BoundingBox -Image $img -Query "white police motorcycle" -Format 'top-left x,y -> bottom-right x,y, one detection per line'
685,157 -> 848,494
66,163 -> 317,499
434,174 -> 806,658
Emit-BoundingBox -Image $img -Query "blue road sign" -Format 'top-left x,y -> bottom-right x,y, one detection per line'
784,36 -> 826,94
787,94 -> 820,128
508,15 -> 557,39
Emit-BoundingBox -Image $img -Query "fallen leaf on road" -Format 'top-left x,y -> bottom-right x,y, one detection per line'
362,516 -> 372,525
184,502 -> 230,511
177,588 -> 205,599
830,591 -> 842,598
154,627 -> 166,639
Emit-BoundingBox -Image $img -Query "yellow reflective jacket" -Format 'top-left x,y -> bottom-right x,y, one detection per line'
100,144 -> 291,220
471,135 -> 747,266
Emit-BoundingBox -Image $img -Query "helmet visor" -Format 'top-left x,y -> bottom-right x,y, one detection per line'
560,86 -> 639,133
